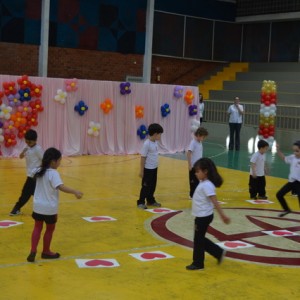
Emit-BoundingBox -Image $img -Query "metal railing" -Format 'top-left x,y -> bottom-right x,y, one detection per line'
204,100 -> 300,130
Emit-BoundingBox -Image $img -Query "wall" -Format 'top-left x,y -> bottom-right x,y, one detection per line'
0,42 -> 222,85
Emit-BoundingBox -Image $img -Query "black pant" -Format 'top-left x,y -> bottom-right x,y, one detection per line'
276,181 -> 300,211
12,177 -> 36,211
192,214 -> 223,268
229,123 -> 242,150
137,168 -> 157,205
249,175 -> 266,198
189,168 -> 199,198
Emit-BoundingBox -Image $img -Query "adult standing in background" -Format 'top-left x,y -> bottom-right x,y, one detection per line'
199,93 -> 204,124
227,97 -> 244,151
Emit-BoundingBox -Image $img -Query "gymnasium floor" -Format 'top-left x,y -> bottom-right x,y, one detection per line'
1,140 -> 300,300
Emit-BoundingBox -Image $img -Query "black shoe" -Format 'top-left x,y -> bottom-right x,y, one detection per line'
41,252 -> 60,259
258,196 -> 268,199
9,210 -> 21,216
250,196 -> 257,200
186,264 -> 204,271
278,210 -> 291,217
27,252 -> 36,262
218,250 -> 226,265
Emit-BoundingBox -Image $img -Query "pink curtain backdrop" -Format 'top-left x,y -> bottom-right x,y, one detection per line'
0,75 -> 199,157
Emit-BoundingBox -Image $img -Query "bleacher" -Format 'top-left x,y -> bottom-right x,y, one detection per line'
208,63 -> 300,105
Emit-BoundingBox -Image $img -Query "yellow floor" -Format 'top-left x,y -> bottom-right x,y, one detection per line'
1,154 -> 300,300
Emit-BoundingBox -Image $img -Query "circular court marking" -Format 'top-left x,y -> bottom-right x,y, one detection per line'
151,208 -> 300,266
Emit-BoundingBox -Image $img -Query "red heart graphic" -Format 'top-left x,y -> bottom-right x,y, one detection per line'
153,209 -> 170,213
91,217 -> 111,221
85,259 -> 114,267
224,241 -> 247,248
0,221 -> 17,227
141,252 -> 166,259
254,200 -> 269,203
272,230 -> 292,236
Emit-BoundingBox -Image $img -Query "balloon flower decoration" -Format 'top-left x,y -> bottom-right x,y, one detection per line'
65,78 -> 78,92
258,80 -> 277,146
19,88 -> 31,102
135,105 -> 144,119
54,89 -> 68,104
100,99 -> 113,114
190,119 -> 200,133
17,75 -> 32,90
174,85 -> 184,98
74,100 -> 89,116
137,124 -> 148,140
0,75 -> 44,148
3,81 -> 17,96
161,103 -> 171,117
8,93 -> 21,107
0,103 -> 13,120
184,90 -> 194,105
87,121 -> 101,137
30,84 -> 43,98
189,104 -> 197,116
120,82 -> 131,95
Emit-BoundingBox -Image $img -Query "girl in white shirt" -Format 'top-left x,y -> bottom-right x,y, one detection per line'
276,141 -> 300,217
186,158 -> 230,271
27,148 -> 83,262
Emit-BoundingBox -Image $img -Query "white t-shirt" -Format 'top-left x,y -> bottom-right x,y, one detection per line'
192,179 -> 215,217
250,151 -> 266,176
140,139 -> 159,169
25,144 -> 44,177
285,155 -> 300,182
188,139 -> 203,166
33,169 -> 63,215
228,104 -> 243,123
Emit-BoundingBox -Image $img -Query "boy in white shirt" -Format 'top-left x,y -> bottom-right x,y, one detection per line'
187,127 -> 208,198
137,123 -> 164,209
249,140 -> 269,199
10,129 -> 44,216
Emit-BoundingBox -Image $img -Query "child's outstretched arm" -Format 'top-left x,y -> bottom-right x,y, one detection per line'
276,144 -> 285,161
209,195 -> 230,224
58,184 -> 83,199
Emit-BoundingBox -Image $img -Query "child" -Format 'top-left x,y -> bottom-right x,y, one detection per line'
249,139 -> 269,200
10,129 -> 44,216
276,141 -> 300,217
187,127 -> 208,198
27,148 -> 83,262
137,123 -> 164,209
186,158 -> 230,271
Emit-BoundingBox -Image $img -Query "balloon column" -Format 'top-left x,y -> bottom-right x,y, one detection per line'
258,80 -> 277,146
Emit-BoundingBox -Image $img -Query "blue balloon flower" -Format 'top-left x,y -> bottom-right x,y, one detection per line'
19,88 -> 31,102
161,103 -> 171,117
137,124 -> 148,140
74,100 -> 89,116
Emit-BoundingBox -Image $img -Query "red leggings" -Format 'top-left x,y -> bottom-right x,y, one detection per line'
30,220 -> 56,254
